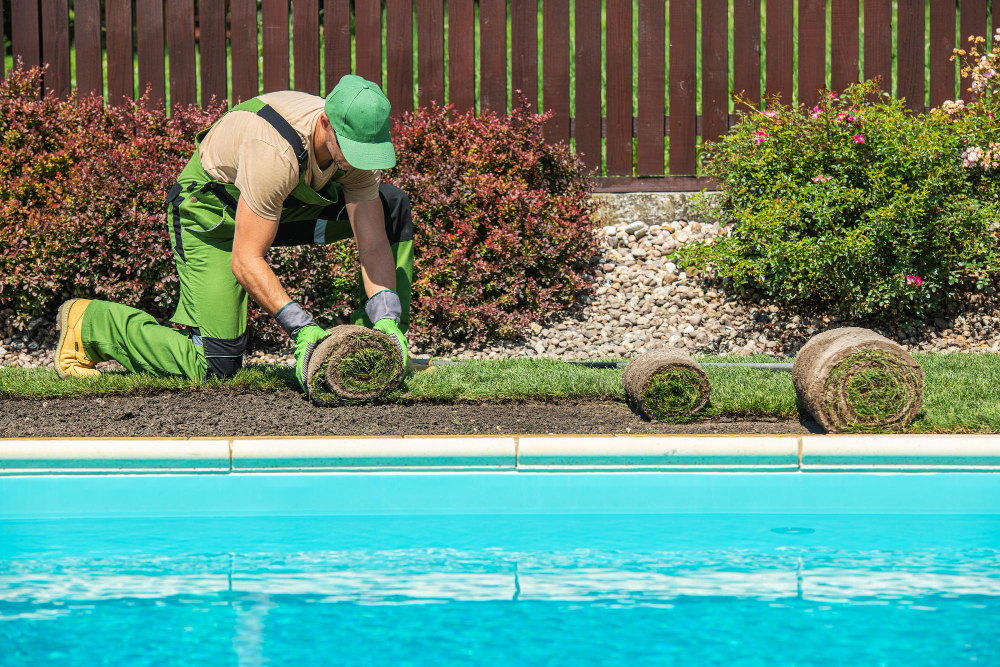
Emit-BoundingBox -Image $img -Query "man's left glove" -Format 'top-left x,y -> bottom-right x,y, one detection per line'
365,289 -> 408,371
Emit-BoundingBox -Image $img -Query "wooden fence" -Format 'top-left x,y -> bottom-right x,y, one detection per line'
1,0 -> 997,191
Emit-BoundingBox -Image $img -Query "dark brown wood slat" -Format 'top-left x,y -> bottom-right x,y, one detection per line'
12,0 -> 42,70
230,0 -> 259,102
574,0 -> 601,173
702,0 -> 728,144
864,0 -> 892,94
605,0 -> 632,175
928,0 -> 956,106
167,0 -> 197,107
1,0 -> 4,80
41,0 -> 71,97
897,0 -> 925,112
74,0 -> 103,97
765,0 -> 793,105
325,0 -> 351,92
447,0 -> 474,114
137,0 -> 166,106
830,0 -> 859,92
636,0 -> 664,174
542,0 -> 570,144
387,0 -> 415,118
593,176 -> 716,192
293,0 -> 320,94
199,0 -> 228,106
733,0 -> 762,109
12,0 -> 41,79
479,0 -> 507,113
669,0 -> 696,175
417,0 -> 445,105
510,0 -> 538,109
105,0 -> 134,105
960,0 -> 988,101
797,0 -> 825,107
356,0 -> 382,85
262,0 -> 290,92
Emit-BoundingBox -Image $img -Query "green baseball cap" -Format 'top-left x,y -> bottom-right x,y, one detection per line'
324,74 -> 395,170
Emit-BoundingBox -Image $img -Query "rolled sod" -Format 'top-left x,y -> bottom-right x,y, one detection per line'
792,327 -> 924,433
622,350 -> 711,421
305,325 -> 405,406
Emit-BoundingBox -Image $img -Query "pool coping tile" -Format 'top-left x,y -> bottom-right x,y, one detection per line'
0,438 -> 230,473
800,434 -> 1000,471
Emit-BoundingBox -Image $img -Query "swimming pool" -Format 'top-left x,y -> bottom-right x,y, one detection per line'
2,470 -> 999,665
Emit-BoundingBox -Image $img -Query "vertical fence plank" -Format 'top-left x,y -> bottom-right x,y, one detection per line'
137,0 -> 166,106
12,0 -> 41,71
417,0 -> 444,105
765,0 -> 793,104
447,0 -> 474,114
960,0 -> 988,101
356,0 -> 382,85
388,0 -> 415,117
543,0 -> 570,144
636,0 -> 664,174
897,0 -> 925,111
325,0 -> 351,92
606,0 -> 632,175
929,0 -> 956,106
231,0 -> 259,102
864,0 -> 892,93
574,0 -> 602,173
511,0 -> 538,109
200,0 -> 229,106
797,0 -> 825,106
167,0 -> 197,107
830,0 -> 859,92
480,0 -> 507,113
669,0 -> 696,175
106,0 -> 134,105
262,0 -> 290,92
733,0 -> 762,109
41,0 -> 71,97
702,0 -> 729,145
74,0 -> 103,97
294,0 -> 320,93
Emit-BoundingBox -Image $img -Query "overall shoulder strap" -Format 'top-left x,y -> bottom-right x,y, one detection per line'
254,104 -> 309,178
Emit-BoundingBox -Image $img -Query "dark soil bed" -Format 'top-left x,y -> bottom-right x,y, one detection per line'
0,391 -> 819,437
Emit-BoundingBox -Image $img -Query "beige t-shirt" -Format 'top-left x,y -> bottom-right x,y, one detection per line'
198,90 -> 381,220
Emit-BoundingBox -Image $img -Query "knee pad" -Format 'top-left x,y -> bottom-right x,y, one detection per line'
194,329 -> 249,379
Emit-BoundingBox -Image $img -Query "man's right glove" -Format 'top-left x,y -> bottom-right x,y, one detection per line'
276,301 -> 328,394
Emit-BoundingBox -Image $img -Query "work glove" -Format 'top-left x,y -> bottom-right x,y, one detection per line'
365,289 -> 408,372
275,301 -> 328,395
293,324 -> 329,394
374,318 -> 408,371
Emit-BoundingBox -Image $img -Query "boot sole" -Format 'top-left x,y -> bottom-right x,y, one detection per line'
54,299 -> 78,380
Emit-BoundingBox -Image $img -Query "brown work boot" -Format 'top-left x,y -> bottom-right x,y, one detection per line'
55,299 -> 100,379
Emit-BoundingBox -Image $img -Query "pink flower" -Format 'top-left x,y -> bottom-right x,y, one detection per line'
905,275 -> 923,286
754,130 -> 769,144
827,91 -> 839,99
852,134 -> 865,144
810,106 -> 823,119
764,109 -> 777,117
812,174 -> 832,183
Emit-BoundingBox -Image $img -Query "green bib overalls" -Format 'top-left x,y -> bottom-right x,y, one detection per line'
80,98 -> 414,380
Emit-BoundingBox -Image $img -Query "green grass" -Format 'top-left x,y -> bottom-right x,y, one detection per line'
640,368 -> 707,421
3,352 -> 999,432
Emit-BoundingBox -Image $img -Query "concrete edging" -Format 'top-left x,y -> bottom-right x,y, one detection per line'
2,433 -> 1000,474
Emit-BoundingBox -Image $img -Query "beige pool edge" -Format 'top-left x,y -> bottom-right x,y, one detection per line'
1,433 -> 1000,474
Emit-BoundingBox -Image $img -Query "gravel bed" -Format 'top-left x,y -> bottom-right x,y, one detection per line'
4,217 -> 999,371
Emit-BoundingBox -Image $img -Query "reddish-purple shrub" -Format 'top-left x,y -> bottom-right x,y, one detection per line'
0,67 -> 356,348
386,97 -> 602,352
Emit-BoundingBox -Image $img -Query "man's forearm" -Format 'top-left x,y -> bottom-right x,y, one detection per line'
347,198 -> 396,297
232,255 -> 292,316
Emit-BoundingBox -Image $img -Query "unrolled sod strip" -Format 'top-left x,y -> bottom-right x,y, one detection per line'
305,325 -> 405,406
622,350 -> 712,421
792,327 -> 924,433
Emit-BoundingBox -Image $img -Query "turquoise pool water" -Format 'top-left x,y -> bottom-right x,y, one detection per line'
2,512 -> 999,665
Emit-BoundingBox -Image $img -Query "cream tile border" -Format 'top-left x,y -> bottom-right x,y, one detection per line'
2,434 -> 1000,474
